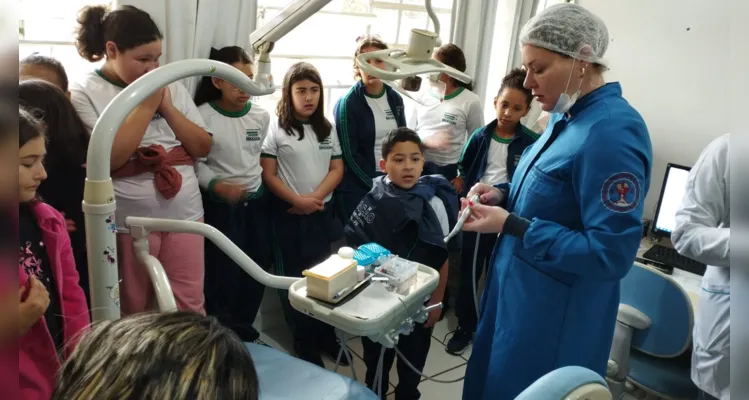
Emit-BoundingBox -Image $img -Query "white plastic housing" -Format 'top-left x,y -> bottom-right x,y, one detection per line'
85,59 -> 278,322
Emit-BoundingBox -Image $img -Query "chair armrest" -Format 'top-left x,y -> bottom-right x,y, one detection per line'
616,304 -> 651,330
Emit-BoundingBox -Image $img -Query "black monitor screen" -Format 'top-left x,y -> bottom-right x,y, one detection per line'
652,163 -> 691,237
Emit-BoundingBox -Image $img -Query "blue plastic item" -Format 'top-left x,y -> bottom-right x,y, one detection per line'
358,243 -> 391,260
353,250 -> 376,268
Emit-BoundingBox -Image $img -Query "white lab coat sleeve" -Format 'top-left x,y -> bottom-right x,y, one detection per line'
672,136 -> 730,267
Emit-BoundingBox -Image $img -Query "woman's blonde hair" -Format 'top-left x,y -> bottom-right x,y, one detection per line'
52,311 -> 259,400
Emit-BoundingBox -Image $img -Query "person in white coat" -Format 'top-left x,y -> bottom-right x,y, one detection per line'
672,133 -> 730,400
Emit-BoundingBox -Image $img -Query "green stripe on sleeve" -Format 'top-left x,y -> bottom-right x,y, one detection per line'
337,93 -> 374,188
260,153 -> 277,159
520,124 -> 540,140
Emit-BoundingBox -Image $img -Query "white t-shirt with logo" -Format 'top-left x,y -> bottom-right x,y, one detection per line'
408,87 -> 484,166
70,70 -> 209,225
364,91 -> 399,170
196,101 -> 270,194
480,135 -> 512,185
261,121 -> 342,203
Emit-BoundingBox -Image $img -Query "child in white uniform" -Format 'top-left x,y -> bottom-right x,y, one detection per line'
408,44 -> 484,187
260,62 -> 346,368
194,46 -> 271,343
69,5 -> 212,316
333,35 -> 407,221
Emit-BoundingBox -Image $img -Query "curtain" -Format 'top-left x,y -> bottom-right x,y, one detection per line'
115,0 -> 257,94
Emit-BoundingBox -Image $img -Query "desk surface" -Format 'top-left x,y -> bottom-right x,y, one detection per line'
637,238 -> 703,310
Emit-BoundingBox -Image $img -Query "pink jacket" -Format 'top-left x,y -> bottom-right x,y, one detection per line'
17,201 -> 90,400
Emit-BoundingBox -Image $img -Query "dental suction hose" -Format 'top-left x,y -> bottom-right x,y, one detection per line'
443,193 -> 483,321
444,194 -> 480,243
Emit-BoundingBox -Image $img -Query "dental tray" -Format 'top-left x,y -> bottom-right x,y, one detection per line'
288,263 -> 440,338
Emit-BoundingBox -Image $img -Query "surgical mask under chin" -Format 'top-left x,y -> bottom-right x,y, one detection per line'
550,60 -> 583,114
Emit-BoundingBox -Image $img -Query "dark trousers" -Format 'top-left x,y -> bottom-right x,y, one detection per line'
271,198 -> 342,350
362,323 -> 433,400
698,390 -> 719,400
202,191 -> 271,342
422,162 -> 458,181
456,231 -> 497,332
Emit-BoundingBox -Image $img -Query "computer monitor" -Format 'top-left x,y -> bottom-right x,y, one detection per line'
651,163 -> 691,237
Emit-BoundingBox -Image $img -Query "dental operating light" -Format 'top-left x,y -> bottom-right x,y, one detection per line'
355,0 -> 473,93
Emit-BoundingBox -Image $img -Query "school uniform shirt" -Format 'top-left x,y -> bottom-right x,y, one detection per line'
408,87 -> 484,166
260,121 -> 342,203
196,101 -> 271,194
364,90 -> 400,171
70,70 -> 210,225
479,135 -> 512,185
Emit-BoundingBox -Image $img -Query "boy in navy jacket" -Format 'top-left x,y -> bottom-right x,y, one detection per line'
446,68 -> 539,355
345,127 -> 460,399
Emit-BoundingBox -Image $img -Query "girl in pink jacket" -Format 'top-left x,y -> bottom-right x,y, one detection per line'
17,107 -> 90,399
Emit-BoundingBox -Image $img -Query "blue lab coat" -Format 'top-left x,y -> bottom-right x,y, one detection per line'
463,83 -> 653,399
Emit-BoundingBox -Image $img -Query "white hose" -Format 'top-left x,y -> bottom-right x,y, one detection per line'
472,232 -> 481,318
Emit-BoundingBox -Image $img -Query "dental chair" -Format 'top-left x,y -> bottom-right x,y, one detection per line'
517,366 -> 612,400
606,263 -> 698,399
246,341 -> 611,399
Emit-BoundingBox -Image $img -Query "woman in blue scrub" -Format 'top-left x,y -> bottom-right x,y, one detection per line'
459,4 -> 653,399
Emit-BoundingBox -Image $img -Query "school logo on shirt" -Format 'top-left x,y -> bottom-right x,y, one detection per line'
385,109 -> 395,121
442,112 -> 458,125
601,172 -> 641,213
151,112 -> 164,122
319,137 -> 333,150
350,203 -> 376,227
246,129 -> 261,142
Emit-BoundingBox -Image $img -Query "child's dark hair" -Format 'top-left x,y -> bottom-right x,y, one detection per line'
194,46 -> 253,107
381,127 -> 423,160
354,35 -> 388,80
434,44 -> 473,91
75,5 -> 162,62
498,68 -> 533,106
19,106 -> 45,148
19,79 -> 90,169
20,53 -> 70,92
276,62 -> 332,142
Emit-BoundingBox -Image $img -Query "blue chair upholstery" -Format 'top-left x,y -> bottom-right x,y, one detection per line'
245,342 -> 378,400
607,263 -> 698,399
516,366 -> 611,400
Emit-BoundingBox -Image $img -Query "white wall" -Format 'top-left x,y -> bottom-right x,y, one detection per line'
577,0 -> 732,218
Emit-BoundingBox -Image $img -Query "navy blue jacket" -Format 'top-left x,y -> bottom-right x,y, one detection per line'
334,81 -> 407,191
345,175 -> 461,270
457,120 -> 539,197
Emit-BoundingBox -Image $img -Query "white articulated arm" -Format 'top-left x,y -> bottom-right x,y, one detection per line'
84,60 -> 279,322
250,0 -> 334,89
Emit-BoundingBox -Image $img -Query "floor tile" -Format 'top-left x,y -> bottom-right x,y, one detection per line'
415,364 -> 466,399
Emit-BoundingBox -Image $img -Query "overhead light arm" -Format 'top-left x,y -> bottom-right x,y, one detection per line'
356,0 -> 472,91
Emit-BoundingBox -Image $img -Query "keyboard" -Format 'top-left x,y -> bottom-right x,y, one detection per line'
642,244 -> 707,276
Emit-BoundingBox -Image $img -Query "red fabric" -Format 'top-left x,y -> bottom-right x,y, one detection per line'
112,145 -> 194,200
16,201 -> 90,400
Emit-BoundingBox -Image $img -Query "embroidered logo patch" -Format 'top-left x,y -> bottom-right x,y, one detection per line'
601,172 -> 640,213
319,137 -> 333,150
245,129 -> 261,142
441,112 -> 458,125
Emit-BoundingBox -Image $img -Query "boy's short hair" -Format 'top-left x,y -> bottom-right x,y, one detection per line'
381,127 -> 424,160
20,53 -> 69,92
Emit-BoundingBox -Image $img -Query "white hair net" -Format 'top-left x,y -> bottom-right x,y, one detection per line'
520,3 -> 610,67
